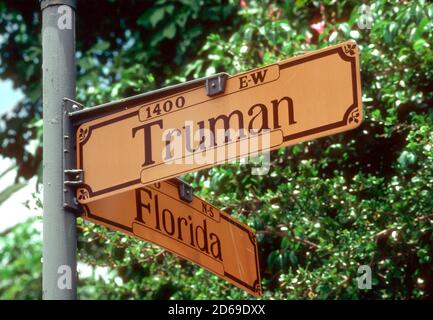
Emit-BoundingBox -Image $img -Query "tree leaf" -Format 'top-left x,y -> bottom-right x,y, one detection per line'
150,8 -> 165,27
162,23 -> 176,39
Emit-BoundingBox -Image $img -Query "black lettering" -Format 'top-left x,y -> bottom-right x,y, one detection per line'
188,215 -> 194,247
208,110 -> 246,146
177,216 -> 188,241
154,194 -> 161,230
162,208 -> 175,235
239,75 -> 248,89
164,128 -> 181,161
202,202 -> 215,218
135,188 -> 152,224
210,233 -> 222,261
195,120 -> 207,151
131,119 -> 163,166
271,96 -> 296,129
202,202 -> 209,214
195,219 -> 209,253
183,123 -> 194,153
250,69 -> 268,84
248,103 -> 270,133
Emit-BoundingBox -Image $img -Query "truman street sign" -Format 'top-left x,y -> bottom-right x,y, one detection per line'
75,41 -> 362,204
82,178 -> 262,297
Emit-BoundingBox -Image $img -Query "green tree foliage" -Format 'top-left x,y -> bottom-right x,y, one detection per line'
0,217 -> 42,299
0,0 -> 432,299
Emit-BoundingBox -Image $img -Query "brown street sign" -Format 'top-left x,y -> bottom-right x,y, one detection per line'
76,41 -> 362,203
82,178 -> 262,297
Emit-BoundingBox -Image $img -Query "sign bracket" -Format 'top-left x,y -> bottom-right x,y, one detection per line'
68,72 -> 230,127
205,73 -> 228,96
177,180 -> 193,203
63,98 -> 85,214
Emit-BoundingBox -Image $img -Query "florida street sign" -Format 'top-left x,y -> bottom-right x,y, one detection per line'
82,178 -> 262,297
74,41 -> 362,204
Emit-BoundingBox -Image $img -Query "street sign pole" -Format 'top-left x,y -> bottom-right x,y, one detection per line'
40,0 -> 77,299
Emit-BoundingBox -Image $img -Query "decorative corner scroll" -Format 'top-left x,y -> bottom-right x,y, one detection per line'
78,126 -> 89,143
343,43 -> 357,58
348,108 -> 361,124
77,187 -> 90,201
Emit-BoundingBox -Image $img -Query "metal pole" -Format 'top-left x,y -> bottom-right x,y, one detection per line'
40,0 -> 77,299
